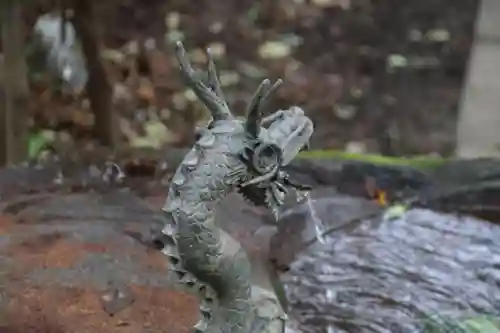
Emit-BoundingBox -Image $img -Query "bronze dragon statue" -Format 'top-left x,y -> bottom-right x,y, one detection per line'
157,41 -> 314,333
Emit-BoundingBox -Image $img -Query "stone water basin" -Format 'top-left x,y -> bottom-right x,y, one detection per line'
270,193 -> 500,333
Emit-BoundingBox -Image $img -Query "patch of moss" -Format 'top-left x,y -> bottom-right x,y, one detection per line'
299,150 -> 448,170
420,314 -> 500,333
460,316 -> 500,333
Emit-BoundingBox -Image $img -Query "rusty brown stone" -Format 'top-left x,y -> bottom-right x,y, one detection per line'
0,214 -> 15,235
0,190 -> 210,333
121,222 -> 167,271
141,247 -> 168,271
6,232 -> 85,269
144,195 -> 165,209
2,285 -> 198,333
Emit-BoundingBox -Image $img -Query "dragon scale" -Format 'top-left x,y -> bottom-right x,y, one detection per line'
158,42 -> 314,333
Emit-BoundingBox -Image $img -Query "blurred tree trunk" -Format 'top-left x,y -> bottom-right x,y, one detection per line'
70,0 -> 117,147
456,0 -> 500,157
0,0 -> 29,166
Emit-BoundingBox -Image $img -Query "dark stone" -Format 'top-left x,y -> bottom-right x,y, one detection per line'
270,194 -> 500,333
101,284 -> 135,316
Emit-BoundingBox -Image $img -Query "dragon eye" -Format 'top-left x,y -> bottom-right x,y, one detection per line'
251,142 -> 282,175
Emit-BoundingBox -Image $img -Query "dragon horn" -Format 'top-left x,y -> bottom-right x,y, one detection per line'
245,78 -> 283,138
174,41 -> 232,121
206,47 -> 229,110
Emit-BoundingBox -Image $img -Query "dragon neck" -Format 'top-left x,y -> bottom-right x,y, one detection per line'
159,145 -> 254,333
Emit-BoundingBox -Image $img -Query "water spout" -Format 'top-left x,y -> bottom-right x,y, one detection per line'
304,193 -> 326,245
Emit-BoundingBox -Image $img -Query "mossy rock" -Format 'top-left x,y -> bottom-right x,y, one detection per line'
421,314 -> 500,333
299,150 -> 447,170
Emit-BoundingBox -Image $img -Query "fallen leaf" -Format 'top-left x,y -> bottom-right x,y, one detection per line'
311,0 -> 350,9
165,12 -> 181,30
219,71 -> 240,87
101,49 -> 126,65
137,78 -> 155,102
345,141 -> 366,154
144,120 -> 178,147
258,41 -> 293,59
207,42 -> 226,59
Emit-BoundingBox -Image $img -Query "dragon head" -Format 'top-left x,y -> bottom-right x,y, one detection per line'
237,103 -> 314,219
173,41 -> 314,219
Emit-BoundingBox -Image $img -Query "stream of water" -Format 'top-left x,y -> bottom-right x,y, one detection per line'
305,194 -> 326,245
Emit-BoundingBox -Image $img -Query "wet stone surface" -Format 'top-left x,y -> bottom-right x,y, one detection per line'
271,193 -> 500,333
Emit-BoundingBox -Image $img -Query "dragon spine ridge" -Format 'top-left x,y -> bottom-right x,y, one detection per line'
158,41 -> 313,333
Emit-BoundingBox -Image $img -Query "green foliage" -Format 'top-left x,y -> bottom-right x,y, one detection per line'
460,316 -> 500,333
422,314 -> 468,333
28,131 -> 53,159
299,150 -> 447,170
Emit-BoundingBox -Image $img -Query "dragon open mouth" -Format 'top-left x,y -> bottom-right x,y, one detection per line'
238,170 -> 312,220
